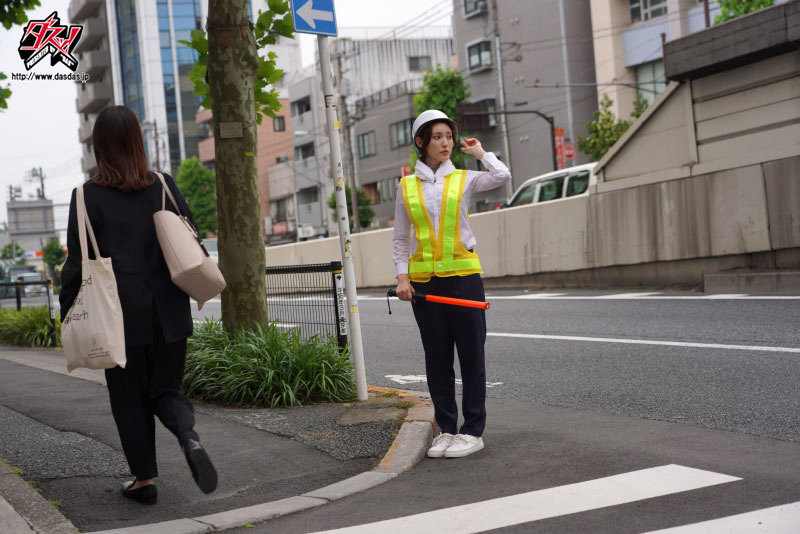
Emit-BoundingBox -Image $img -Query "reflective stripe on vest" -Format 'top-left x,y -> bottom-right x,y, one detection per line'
401,170 -> 482,281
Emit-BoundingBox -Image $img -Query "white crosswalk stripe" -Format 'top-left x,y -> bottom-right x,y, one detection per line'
643,501 -> 800,533
309,465 -> 740,534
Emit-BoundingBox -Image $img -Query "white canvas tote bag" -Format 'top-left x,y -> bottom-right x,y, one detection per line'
152,172 -> 225,304
61,185 -> 127,372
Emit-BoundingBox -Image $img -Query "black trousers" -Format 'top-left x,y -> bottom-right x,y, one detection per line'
411,274 -> 486,437
105,319 -> 198,480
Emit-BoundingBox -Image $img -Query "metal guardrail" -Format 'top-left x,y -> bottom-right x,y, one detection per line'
0,280 -> 59,347
264,262 -> 348,352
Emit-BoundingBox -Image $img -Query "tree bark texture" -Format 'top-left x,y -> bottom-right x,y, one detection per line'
207,0 -> 267,331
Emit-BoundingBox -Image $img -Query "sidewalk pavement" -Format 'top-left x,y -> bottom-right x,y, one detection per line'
0,346 -> 435,533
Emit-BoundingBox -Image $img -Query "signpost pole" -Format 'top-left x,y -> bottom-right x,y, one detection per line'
317,35 -> 367,402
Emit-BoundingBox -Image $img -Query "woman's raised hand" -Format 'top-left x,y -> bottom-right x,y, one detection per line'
460,137 -> 486,160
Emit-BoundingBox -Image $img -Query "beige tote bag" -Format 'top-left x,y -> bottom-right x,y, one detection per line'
62,185 -> 127,372
153,172 -> 225,304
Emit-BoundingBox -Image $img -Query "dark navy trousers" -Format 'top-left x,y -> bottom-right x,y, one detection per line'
411,273 -> 486,437
105,311 -> 199,480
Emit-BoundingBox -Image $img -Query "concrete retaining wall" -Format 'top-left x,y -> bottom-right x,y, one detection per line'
265,155 -> 800,288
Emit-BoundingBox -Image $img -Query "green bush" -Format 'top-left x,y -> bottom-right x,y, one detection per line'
184,319 -> 356,407
0,307 -> 59,347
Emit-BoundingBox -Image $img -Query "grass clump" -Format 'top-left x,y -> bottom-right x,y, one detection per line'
0,307 -> 59,347
184,319 -> 357,408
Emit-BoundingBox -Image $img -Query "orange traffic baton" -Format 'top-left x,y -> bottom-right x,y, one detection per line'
387,288 -> 490,314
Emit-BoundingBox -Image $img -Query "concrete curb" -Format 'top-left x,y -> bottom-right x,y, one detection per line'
83,387 -> 434,534
0,460 -> 79,534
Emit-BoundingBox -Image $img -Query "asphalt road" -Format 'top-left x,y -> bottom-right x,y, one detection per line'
198,289 -> 800,443
207,288 -> 800,533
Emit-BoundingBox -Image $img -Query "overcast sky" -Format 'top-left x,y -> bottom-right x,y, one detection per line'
0,0 -> 453,236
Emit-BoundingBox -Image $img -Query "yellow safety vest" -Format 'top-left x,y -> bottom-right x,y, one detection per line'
401,170 -> 482,283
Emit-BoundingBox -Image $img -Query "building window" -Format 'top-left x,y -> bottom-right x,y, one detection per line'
273,116 -> 285,132
296,186 -> 318,205
635,60 -> 666,105
463,0 -> 486,18
377,177 -> 399,203
467,40 -> 492,72
629,0 -> 667,23
294,142 -> 315,161
358,131 -> 376,158
409,56 -> 432,71
290,96 -> 311,117
390,119 -> 413,149
363,183 -> 380,205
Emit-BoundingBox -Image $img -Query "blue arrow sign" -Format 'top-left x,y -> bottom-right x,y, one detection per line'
292,0 -> 338,36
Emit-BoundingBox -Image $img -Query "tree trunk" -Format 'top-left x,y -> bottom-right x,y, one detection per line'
207,0 -> 267,331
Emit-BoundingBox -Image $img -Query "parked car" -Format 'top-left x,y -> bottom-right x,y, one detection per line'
17,271 -> 47,297
2,265 -> 38,298
202,238 -> 218,264
501,162 -> 598,209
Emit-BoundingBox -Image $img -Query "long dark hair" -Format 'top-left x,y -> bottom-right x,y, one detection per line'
91,105 -> 152,191
414,119 -> 460,166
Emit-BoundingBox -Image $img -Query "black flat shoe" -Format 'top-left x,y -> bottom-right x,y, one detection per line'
121,480 -> 157,505
183,439 -> 218,494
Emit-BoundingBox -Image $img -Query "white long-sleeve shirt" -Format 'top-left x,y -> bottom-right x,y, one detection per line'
392,153 -> 511,278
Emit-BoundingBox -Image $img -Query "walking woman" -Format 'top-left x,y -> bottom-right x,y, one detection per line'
393,110 -> 511,458
60,105 -> 217,504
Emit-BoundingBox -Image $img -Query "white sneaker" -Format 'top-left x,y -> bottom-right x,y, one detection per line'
427,433 -> 455,458
444,434 -> 484,458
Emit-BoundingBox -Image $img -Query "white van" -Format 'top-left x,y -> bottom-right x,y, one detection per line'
502,162 -> 597,209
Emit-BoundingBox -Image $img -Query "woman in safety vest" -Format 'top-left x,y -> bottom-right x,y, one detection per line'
393,109 -> 511,458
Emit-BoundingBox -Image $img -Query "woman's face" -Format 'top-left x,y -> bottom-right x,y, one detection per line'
423,122 -> 454,167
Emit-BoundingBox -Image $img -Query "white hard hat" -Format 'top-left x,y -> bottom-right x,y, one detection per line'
412,109 -> 457,140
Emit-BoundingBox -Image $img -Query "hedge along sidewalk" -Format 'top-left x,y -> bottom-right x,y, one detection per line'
0,306 -> 60,348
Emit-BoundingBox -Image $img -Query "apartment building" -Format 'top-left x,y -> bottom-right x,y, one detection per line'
265,29 -> 454,242
589,0 -> 790,119
351,80 -> 420,229
452,0 -> 598,210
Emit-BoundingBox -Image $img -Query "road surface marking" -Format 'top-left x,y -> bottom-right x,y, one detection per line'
487,332 -> 800,353
644,501 -> 800,533
594,292 -> 663,298
309,464 -> 740,534
363,294 -> 800,301
385,374 -> 503,388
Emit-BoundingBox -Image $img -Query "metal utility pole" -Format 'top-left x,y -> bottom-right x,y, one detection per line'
703,0 -> 710,28
27,167 -> 45,199
334,52 -> 361,233
318,35 -> 367,402
557,0 -> 575,167
491,0 -> 513,197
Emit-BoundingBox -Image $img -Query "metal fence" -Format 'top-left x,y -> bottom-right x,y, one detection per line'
265,262 -> 347,351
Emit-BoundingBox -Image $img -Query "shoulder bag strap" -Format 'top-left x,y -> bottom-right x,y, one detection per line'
76,185 -> 102,261
155,172 -> 183,216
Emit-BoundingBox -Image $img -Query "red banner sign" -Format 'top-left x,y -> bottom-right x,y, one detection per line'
554,128 -> 565,170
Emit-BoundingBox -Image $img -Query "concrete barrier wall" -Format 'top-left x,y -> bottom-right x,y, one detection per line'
264,155 -> 799,288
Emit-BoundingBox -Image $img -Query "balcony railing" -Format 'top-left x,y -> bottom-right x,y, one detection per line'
76,82 -> 111,113
80,49 -> 108,78
292,158 -> 320,191
81,152 -> 97,174
74,16 -> 105,53
79,117 -> 93,142
68,0 -> 102,23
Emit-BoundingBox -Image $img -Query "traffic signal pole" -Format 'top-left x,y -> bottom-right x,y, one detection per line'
317,35 -> 367,402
